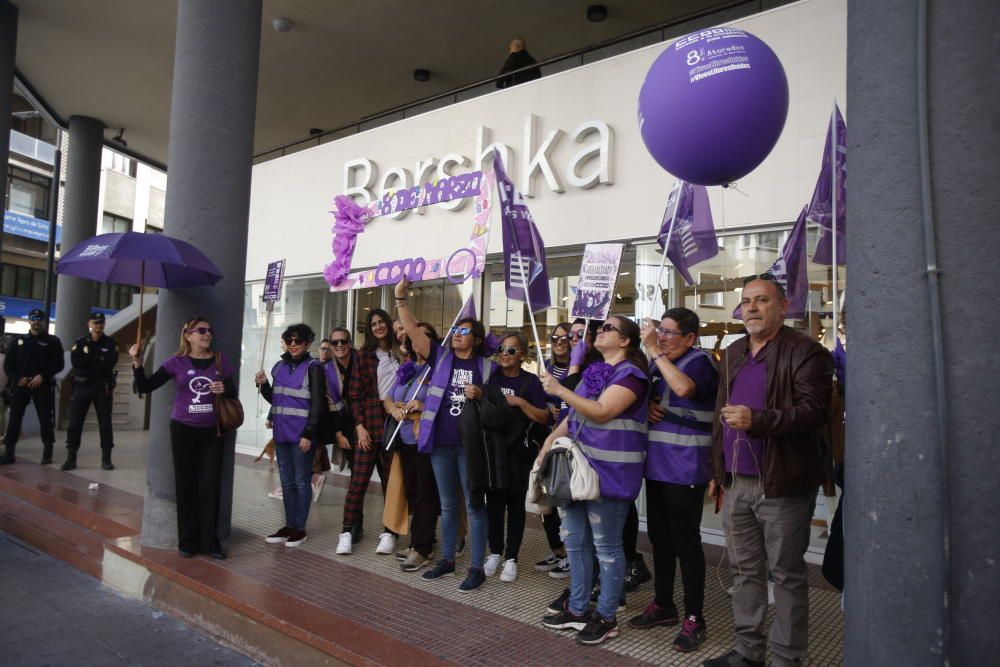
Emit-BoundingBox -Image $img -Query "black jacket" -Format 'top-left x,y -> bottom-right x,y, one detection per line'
71,333 -> 119,382
497,50 -> 541,88
459,384 -> 512,506
4,332 -> 64,385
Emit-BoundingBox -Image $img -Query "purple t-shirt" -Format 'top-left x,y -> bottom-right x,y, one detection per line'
613,372 -> 648,420
163,354 -> 235,428
428,346 -> 483,448
490,369 -> 547,411
723,347 -> 767,476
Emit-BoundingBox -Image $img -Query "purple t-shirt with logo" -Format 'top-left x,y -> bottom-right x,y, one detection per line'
490,369 -> 547,411
722,347 -> 767,476
163,354 -> 235,428
428,346 -> 483,449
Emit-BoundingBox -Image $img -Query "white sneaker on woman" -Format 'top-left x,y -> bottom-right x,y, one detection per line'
375,532 -> 396,555
484,553 -> 502,577
500,559 -> 518,582
336,531 -> 353,555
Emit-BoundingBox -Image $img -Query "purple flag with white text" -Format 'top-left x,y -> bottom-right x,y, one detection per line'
657,181 -> 718,285
733,207 -> 809,320
807,105 -> 847,265
494,150 -> 551,312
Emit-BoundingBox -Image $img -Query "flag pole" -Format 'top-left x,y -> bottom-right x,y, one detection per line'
649,180 -> 681,323
829,100 -> 839,345
522,279 -> 546,376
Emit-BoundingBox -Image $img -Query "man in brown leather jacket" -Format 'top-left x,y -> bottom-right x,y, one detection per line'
702,274 -> 833,667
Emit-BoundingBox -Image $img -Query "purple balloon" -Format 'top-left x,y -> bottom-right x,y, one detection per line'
638,27 -> 789,186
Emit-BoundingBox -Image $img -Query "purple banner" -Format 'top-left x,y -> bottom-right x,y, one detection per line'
807,105 -> 847,265
657,181 -> 718,285
494,151 -> 551,313
733,207 -> 809,320
371,171 -> 483,218
263,259 -> 286,302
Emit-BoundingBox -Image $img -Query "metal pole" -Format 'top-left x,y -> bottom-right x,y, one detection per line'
649,180 -> 681,323
42,145 -> 62,318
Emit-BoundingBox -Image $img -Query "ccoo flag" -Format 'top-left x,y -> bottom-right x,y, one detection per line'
733,207 -> 809,319
807,104 -> 847,265
493,150 -> 551,312
657,181 -> 718,285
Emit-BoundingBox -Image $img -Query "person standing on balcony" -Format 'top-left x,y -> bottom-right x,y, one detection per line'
0,308 -> 64,466
497,38 -> 541,89
62,312 -> 119,471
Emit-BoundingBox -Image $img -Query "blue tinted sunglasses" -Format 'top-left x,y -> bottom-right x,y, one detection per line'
450,326 -> 472,336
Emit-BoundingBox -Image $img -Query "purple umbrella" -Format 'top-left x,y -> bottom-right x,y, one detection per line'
56,232 -> 223,350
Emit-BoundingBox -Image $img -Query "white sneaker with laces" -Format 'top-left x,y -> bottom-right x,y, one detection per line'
484,553 -> 502,577
375,532 -> 396,555
500,558 -> 518,582
336,531 -> 353,555
267,486 -> 283,500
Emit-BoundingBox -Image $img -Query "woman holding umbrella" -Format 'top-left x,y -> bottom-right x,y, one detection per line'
130,316 -> 237,559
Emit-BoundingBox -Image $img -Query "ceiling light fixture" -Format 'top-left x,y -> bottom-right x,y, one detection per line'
587,4 -> 608,22
112,128 -> 127,148
272,17 -> 294,33
309,128 -> 323,136
413,69 -> 431,82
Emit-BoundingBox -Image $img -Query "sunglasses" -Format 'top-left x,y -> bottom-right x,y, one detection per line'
497,345 -> 520,356
330,339 -> 351,347
28,316 -> 44,322
742,272 -> 779,285
450,326 -> 472,336
284,337 -> 306,346
656,327 -> 685,338
600,323 -> 622,334
550,334 -> 569,343
569,330 -> 586,340
188,326 -> 214,335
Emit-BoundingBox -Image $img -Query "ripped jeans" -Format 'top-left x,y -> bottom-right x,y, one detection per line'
558,497 -> 630,620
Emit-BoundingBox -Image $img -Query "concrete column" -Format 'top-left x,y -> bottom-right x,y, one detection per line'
54,115 -> 104,339
0,1 -> 19,311
141,0 -> 262,548
845,1 -> 1000,665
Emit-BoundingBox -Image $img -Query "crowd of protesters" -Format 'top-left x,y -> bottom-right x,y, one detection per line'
0,273 -> 835,663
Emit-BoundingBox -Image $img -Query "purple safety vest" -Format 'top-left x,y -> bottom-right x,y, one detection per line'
271,357 -> 320,444
646,348 -> 717,485
567,361 -> 649,501
417,349 -> 496,453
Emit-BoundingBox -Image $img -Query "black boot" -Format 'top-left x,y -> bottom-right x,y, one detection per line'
101,449 -> 115,471
624,553 -> 652,592
0,445 -> 14,465
41,442 -> 54,465
60,448 -> 78,471
350,523 -> 364,544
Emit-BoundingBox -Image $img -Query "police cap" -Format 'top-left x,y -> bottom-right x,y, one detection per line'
27,309 -> 46,321
89,312 -> 106,323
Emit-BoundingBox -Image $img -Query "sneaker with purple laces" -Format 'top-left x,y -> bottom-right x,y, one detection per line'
672,613 -> 706,652
628,599 -> 679,629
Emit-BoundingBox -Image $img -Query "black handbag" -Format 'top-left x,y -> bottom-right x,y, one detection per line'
538,445 -> 574,507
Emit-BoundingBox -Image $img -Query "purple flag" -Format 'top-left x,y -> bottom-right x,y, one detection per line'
494,150 -> 551,312
807,105 -> 847,265
733,207 -> 809,319
657,181 -> 718,285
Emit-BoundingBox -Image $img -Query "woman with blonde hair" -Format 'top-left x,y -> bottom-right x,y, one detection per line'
130,316 -> 237,559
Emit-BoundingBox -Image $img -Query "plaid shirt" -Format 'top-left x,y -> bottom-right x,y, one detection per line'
348,348 -> 386,443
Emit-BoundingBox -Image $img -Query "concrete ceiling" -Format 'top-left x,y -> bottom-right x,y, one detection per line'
13,0 -> 730,167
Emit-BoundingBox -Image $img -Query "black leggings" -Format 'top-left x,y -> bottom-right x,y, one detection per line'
486,463 -> 531,561
645,480 -> 707,615
542,511 -> 563,552
623,501 -> 640,561
169,421 -> 224,554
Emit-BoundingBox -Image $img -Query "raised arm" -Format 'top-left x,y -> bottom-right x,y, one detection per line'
393,277 -> 431,360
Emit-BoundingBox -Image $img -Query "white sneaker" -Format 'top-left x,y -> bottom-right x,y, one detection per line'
336,531 -> 353,555
499,558 -> 518,582
267,486 -> 283,499
484,553 -> 502,577
375,532 -> 396,555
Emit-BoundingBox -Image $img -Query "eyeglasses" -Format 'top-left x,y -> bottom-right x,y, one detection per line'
550,334 -> 569,343
188,327 -> 214,335
599,323 -> 622,334
497,345 -> 520,356
656,327 -> 685,338
319,346 -> 333,353
330,339 -> 351,347
569,330 -> 586,340
450,326 -> 472,336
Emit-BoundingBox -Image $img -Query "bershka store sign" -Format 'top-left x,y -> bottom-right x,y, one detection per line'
342,114 -> 614,220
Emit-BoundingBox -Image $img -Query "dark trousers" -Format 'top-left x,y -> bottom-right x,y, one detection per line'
623,501 -> 640,561
342,441 -> 391,532
646,479 -> 707,615
4,384 -> 55,447
169,421 -> 224,554
542,511 -> 563,552
66,380 -> 115,450
397,443 -> 439,557
487,458 -> 532,561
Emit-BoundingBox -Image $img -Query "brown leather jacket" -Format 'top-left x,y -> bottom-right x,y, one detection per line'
711,326 -> 833,498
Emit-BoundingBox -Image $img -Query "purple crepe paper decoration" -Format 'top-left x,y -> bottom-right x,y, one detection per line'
580,362 -> 614,398
396,359 -> 417,385
323,195 -> 370,287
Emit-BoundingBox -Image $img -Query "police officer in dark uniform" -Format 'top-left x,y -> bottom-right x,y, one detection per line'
0,309 -> 65,465
62,312 -> 119,471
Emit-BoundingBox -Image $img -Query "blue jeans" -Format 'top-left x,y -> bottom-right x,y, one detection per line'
275,441 -> 314,531
430,446 -> 487,568
559,497 -> 630,620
